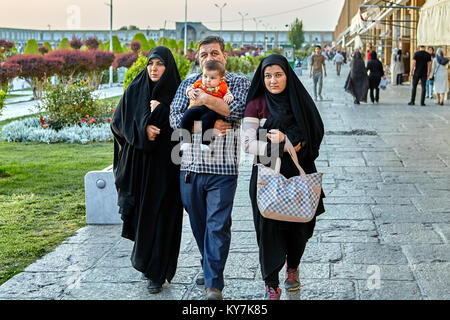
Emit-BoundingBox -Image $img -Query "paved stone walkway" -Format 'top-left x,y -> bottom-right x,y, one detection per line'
1,63 -> 449,300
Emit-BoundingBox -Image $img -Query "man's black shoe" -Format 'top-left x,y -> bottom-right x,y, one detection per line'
421,103 -> 426,106
408,102 -> 415,106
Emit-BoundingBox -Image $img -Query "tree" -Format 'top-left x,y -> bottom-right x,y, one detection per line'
84,37 -> 100,50
147,39 -> 156,51
113,52 -> 138,70
88,50 -> 115,89
70,37 -> 83,50
47,50 -> 95,82
167,38 -> 177,51
130,41 -> 141,53
0,62 -> 21,92
104,36 -> 123,54
38,45 -> 49,55
58,38 -> 72,50
7,54 -> 64,99
289,18 -> 305,49
24,39 -> 39,54
132,33 -> 150,51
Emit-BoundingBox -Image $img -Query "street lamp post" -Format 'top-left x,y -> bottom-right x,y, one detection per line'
238,12 -> 248,49
214,2 -> 227,37
262,22 -> 268,52
184,0 -> 187,54
107,0 -> 113,87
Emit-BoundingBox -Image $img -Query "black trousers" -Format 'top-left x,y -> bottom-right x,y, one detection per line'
396,73 -> 403,85
410,74 -> 427,105
180,106 -> 218,145
369,76 -> 381,103
264,237 -> 307,288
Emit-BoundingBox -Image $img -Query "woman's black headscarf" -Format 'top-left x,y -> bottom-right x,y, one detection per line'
246,54 -> 324,161
111,46 -> 181,150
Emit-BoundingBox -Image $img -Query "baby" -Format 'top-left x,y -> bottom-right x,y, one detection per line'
180,60 -> 234,151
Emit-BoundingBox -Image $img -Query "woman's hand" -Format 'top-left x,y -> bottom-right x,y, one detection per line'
150,100 -> 160,112
146,125 -> 160,141
283,142 -> 302,152
266,129 -> 286,144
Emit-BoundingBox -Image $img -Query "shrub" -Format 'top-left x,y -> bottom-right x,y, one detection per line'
130,41 -> 141,53
87,50 -> 115,89
0,89 -> 6,115
7,54 -> 64,99
24,39 -> 40,54
38,82 -> 114,130
131,33 -> 150,51
0,62 -> 21,92
38,45 -> 49,55
1,117 -> 113,144
123,54 -> 147,90
70,37 -> 83,50
84,37 -> 100,50
147,39 -> 156,51
113,52 -> 138,69
46,50 -> 95,82
123,50 -> 192,90
57,38 -> 71,50
104,36 -> 123,54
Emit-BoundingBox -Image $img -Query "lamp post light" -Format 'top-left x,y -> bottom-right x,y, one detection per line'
238,11 -> 248,49
214,2 -> 227,37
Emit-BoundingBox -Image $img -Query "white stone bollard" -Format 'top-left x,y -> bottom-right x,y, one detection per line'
84,165 -> 122,224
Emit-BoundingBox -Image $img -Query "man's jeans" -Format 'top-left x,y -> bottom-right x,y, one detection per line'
410,74 -> 427,105
180,171 -> 238,291
313,72 -> 323,97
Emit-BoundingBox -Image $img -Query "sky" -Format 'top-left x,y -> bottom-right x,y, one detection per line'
0,0 -> 345,32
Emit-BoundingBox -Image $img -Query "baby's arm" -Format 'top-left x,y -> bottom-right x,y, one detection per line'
186,84 -> 198,100
223,89 -> 234,104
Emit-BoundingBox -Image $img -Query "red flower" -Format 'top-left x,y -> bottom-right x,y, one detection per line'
81,118 -> 86,123
112,109 -> 115,113
89,118 -> 96,124
85,114 -> 89,118
40,119 -> 46,124
107,118 -> 112,123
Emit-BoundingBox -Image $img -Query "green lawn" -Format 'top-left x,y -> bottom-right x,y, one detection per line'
0,97 -> 120,285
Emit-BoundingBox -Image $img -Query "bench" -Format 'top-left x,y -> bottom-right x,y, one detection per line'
84,165 -> 122,224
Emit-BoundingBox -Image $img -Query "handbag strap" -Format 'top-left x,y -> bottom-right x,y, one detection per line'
274,137 -> 308,181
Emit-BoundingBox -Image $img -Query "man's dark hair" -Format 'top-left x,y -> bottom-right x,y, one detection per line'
203,60 -> 226,77
315,45 -> 321,49
198,36 -> 225,53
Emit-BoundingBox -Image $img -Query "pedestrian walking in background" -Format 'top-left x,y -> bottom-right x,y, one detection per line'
169,36 -> 251,300
431,48 -> 449,106
309,45 -> 327,101
344,50 -> 369,104
111,46 -> 184,295
408,45 -> 432,106
426,46 -> 435,99
242,54 -> 325,300
391,48 -> 405,85
366,51 -> 385,104
333,51 -> 345,76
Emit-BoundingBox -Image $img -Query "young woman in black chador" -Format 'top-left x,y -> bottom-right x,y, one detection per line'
242,54 -> 325,300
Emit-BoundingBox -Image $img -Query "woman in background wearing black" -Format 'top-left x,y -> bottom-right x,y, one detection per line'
345,50 -> 369,104
366,51 -> 386,104
111,46 -> 183,294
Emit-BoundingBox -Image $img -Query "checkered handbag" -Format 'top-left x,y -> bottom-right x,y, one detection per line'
256,139 -> 323,223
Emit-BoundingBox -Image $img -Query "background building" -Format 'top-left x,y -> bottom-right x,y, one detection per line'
0,22 -> 334,52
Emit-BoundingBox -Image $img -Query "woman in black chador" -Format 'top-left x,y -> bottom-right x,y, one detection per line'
242,54 -> 325,300
111,46 -> 183,294
345,50 -> 369,104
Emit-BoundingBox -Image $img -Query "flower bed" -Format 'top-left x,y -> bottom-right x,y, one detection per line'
1,117 -> 113,144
